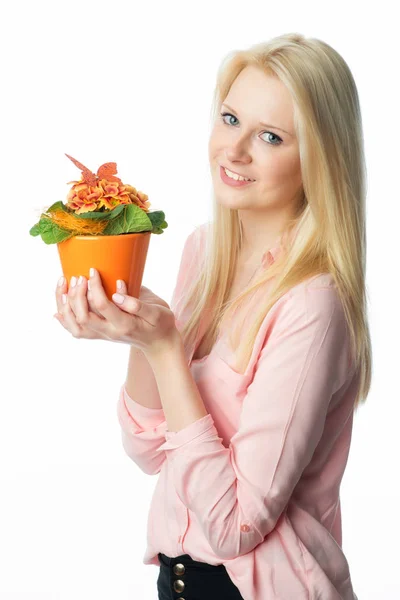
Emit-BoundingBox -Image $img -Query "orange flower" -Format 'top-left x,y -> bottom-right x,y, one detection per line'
65,178 -> 151,215
124,185 -> 151,212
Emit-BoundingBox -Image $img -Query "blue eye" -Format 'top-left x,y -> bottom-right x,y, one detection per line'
220,112 -> 283,146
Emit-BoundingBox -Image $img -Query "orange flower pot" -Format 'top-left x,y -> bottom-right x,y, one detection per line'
57,231 -> 151,301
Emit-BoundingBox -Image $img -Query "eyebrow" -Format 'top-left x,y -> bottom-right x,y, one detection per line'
221,103 -> 293,137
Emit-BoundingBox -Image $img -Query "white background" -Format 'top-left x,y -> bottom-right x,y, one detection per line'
1,1 -> 398,599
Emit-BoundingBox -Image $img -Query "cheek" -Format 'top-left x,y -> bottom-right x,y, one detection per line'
264,151 -> 301,182
285,151 -> 301,175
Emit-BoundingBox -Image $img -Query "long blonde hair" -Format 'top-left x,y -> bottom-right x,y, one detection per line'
179,33 -> 371,412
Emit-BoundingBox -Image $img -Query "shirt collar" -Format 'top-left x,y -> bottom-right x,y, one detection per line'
261,233 -> 284,268
260,226 -> 298,268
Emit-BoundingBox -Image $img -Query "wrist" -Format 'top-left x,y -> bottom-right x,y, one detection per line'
143,328 -> 183,363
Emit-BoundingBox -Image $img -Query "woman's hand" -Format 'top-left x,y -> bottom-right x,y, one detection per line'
53,269 -> 179,354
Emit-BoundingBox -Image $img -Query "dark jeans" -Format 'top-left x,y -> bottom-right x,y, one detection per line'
157,552 -> 245,600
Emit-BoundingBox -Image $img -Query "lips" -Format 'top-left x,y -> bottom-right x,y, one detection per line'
219,165 -> 255,187
220,165 -> 255,181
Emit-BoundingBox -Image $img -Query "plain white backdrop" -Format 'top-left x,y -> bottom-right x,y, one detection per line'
1,1 -> 398,598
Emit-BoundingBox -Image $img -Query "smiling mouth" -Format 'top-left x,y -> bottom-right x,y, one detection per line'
220,165 -> 255,182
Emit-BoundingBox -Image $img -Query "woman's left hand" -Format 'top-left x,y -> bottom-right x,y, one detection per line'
54,268 -> 180,356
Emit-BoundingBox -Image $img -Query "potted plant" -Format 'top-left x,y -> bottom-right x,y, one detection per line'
29,154 -> 168,301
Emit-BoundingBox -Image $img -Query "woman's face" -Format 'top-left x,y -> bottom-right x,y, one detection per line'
208,66 -> 303,216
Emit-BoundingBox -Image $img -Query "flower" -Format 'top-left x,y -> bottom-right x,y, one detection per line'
29,154 -> 168,244
124,184 -> 151,212
65,178 -> 151,215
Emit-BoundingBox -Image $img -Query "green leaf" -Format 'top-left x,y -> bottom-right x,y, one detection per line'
29,200 -> 70,236
46,200 -> 71,214
104,205 -> 126,220
147,210 -> 166,227
149,220 -> 168,234
146,211 -> 168,234
45,200 -> 125,221
71,204 -> 126,221
37,218 -> 73,244
30,203 -> 169,240
29,223 -> 41,236
102,204 -> 153,235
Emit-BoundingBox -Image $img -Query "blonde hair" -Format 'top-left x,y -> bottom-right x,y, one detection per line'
179,33 -> 371,412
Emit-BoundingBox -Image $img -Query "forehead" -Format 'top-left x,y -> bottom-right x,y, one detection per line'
222,66 -> 295,134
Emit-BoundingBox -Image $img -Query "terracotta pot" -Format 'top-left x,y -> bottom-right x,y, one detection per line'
57,232 -> 151,301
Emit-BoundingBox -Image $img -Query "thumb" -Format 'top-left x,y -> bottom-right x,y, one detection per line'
116,279 -> 128,294
112,280 -> 141,314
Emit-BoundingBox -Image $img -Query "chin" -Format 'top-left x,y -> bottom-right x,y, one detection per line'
215,194 -> 251,210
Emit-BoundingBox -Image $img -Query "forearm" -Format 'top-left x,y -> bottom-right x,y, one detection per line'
124,345 -> 163,409
144,332 -> 209,432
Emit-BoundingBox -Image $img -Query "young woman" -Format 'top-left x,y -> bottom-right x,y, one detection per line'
55,32 -> 368,600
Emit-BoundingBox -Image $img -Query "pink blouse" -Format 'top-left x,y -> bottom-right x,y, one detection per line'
117,222 -> 359,600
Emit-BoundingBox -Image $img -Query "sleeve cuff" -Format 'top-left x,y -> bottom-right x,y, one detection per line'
156,413 -> 217,451
121,383 -> 166,429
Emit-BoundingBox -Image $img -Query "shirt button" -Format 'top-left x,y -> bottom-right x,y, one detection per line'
240,524 -> 250,532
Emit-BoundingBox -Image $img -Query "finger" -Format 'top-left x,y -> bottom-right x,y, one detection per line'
53,313 -> 63,324
67,275 -> 82,319
87,268 -> 130,326
59,293 -> 83,337
55,275 -> 67,314
53,312 -> 69,331
85,272 -> 118,319
112,291 -> 141,315
69,274 -> 110,334
69,274 -> 102,322
72,275 -> 90,326
87,292 -> 106,319
53,313 -> 71,333
111,292 -> 164,328
116,278 -> 128,295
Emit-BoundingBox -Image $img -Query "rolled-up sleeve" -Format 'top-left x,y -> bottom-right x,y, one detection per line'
117,384 -> 168,475
156,285 -> 352,559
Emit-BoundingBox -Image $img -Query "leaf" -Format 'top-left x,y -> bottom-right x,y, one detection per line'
29,203 -> 168,240
46,201 -> 126,221
151,225 -> 167,234
147,210 -> 166,227
46,200 -> 71,214
30,202 -> 71,239
72,204 -> 125,221
104,205 -> 126,220
45,201 -> 125,222
102,204 -> 153,235
147,211 -> 168,234
29,223 -> 41,236
37,218 -> 73,244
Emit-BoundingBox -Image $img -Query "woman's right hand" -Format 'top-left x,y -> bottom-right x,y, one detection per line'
54,276 -> 170,340
54,275 -> 118,340
137,285 -> 170,309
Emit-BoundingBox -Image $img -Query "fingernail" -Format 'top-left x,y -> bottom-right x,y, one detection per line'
112,293 -> 125,304
70,276 -> 77,288
117,280 -> 123,290
90,268 -> 95,278
78,275 -> 83,285
58,276 -> 65,287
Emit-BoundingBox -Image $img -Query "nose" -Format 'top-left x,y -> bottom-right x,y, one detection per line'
224,144 -> 252,165
223,155 -> 252,173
